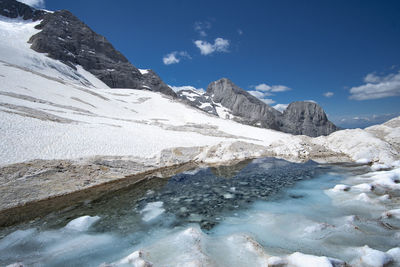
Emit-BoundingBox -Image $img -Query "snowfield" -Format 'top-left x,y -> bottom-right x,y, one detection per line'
0,16 -> 399,169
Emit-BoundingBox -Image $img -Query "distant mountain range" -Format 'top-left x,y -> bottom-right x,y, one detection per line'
0,0 -> 338,137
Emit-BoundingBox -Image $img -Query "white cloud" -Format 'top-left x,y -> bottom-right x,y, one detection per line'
349,70 -> 400,100
162,51 -> 191,65
248,90 -> 266,99
169,85 -> 204,94
254,83 -> 291,92
248,82 -> 291,106
330,112 -> 400,129
194,21 -> 212,37
238,29 -> 243,35
19,0 -> 45,8
248,91 -> 276,105
273,103 -> 289,112
323,91 -> 334,98
194,38 -> 230,55
261,99 -> 276,105
305,100 -> 317,103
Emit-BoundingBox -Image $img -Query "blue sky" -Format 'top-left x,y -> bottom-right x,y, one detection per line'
25,0 -> 400,127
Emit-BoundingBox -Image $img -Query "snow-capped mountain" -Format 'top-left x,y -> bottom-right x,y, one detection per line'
1,0 -> 338,137
178,78 -> 338,137
1,0 -> 176,97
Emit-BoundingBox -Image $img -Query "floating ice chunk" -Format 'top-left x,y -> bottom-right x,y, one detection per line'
378,194 -> 390,202
355,193 -> 373,203
118,250 -> 153,267
382,209 -> 400,219
371,163 -> 390,171
356,158 -> 371,164
387,247 -> 400,262
352,183 -> 374,192
267,256 -> 288,266
354,245 -> 393,267
6,263 -> 25,267
331,184 -> 350,192
64,215 -> 100,231
140,201 -> 165,222
223,193 -> 235,199
286,252 -> 337,267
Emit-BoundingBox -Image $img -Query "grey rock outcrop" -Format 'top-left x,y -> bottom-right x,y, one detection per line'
176,89 -> 218,116
0,0 -> 47,21
1,0 -> 176,97
206,78 -> 283,130
281,101 -> 338,137
197,78 -> 338,137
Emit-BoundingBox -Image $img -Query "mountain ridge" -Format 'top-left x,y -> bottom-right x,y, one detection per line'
178,78 -> 338,137
0,0 -> 338,137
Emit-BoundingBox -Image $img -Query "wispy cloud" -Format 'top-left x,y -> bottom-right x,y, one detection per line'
323,91 -> 334,98
194,38 -> 230,55
162,51 -> 191,65
237,29 -> 243,35
254,83 -> 291,92
248,90 -> 268,99
19,0 -> 45,8
330,112 -> 400,129
248,82 -> 291,106
349,70 -> 400,100
194,21 -> 212,37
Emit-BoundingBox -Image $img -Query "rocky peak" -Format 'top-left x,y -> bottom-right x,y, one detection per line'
0,0 -> 176,97
281,101 -> 338,137
177,89 -> 218,116
206,78 -> 283,130
0,0 -> 47,21
199,78 -> 338,137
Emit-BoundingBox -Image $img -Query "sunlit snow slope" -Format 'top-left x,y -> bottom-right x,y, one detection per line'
0,15 -> 399,167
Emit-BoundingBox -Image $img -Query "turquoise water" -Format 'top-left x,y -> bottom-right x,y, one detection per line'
0,158 -> 396,266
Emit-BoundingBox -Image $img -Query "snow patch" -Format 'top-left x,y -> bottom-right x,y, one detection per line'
64,215 -> 100,231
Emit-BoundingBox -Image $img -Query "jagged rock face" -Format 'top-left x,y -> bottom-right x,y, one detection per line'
0,0 -> 47,21
140,70 -> 176,97
281,101 -> 338,137
201,78 -> 338,137
0,0 -> 176,97
207,78 -> 283,130
176,89 -> 218,116
28,10 -> 176,97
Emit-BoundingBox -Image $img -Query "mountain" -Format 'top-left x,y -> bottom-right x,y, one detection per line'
178,78 -> 338,137
0,0 -> 336,137
0,0 -> 176,97
206,78 -> 283,130
281,101 -> 338,136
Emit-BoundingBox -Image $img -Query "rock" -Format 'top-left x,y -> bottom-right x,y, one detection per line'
206,78 -> 283,130
0,0 -> 47,21
193,78 -> 338,137
281,101 -> 338,137
0,0 -> 176,97
177,89 -> 218,116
